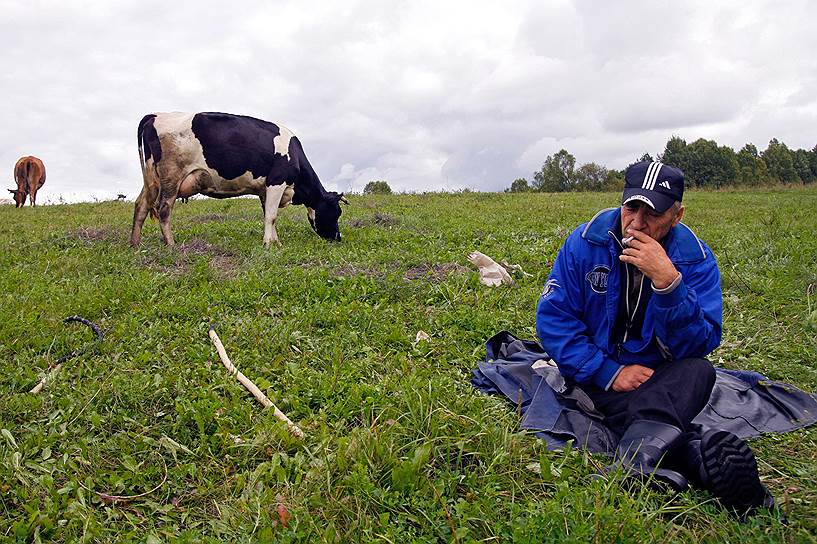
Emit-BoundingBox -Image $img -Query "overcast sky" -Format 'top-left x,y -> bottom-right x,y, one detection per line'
2,0 -> 816,202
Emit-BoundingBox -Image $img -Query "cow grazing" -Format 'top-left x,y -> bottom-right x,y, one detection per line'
130,112 -> 347,247
9,156 -> 46,207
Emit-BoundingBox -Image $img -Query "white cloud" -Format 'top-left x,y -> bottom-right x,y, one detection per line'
0,0 -> 815,201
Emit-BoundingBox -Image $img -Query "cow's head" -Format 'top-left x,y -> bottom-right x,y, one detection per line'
8,188 -> 26,207
309,192 -> 346,241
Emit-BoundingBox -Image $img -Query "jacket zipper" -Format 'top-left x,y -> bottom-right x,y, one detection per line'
608,230 -> 644,350
623,270 -> 645,343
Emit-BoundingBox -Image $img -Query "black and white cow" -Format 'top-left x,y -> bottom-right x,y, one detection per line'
130,112 -> 346,247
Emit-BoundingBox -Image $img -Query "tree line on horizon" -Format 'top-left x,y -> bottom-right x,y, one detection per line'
506,137 -> 817,193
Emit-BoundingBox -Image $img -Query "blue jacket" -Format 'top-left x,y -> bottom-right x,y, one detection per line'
535,208 -> 722,390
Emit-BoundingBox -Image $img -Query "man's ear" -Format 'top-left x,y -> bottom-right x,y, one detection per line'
673,205 -> 685,226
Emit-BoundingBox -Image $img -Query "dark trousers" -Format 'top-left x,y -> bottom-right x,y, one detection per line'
584,358 -> 716,436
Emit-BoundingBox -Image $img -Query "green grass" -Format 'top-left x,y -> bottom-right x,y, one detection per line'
1,188 -> 816,542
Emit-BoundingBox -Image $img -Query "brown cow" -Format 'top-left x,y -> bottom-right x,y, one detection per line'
9,156 -> 46,207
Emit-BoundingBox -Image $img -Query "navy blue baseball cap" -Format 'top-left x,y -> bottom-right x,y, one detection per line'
622,161 -> 684,213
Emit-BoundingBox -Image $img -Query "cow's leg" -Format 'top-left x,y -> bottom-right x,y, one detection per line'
160,171 -> 206,246
130,188 -> 150,246
157,181 -> 179,246
29,180 -> 41,206
157,181 -> 181,246
263,183 -> 288,247
158,197 -> 176,246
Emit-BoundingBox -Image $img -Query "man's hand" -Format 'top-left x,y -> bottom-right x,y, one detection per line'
620,230 -> 679,289
612,364 -> 654,392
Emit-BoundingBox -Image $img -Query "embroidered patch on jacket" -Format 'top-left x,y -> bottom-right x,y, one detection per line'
541,278 -> 560,299
585,265 -> 609,294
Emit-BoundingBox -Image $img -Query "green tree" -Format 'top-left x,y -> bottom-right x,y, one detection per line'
755,159 -> 773,185
793,149 -> 814,184
363,180 -> 393,194
506,178 -> 531,192
736,144 -> 768,185
603,169 -> 626,191
716,145 -> 739,188
810,145 -> 817,182
532,149 -> 576,192
762,139 -> 797,183
661,136 -> 689,173
625,153 -> 655,172
573,163 -> 609,191
684,139 -> 738,188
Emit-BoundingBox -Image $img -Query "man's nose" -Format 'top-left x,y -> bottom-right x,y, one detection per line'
630,209 -> 647,228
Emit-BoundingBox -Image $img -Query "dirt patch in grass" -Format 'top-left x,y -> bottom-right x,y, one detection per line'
65,226 -> 119,243
349,213 -> 399,228
374,213 -> 399,226
210,255 -> 241,279
177,237 -> 235,257
331,263 -> 383,279
136,237 -> 237,276
404,262 -> 469,282
138,255 -> 189,276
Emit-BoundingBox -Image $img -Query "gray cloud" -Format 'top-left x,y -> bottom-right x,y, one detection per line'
1,0 -> 815,201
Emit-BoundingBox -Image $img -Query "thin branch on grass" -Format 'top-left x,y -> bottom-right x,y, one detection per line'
208,324 -> 305,439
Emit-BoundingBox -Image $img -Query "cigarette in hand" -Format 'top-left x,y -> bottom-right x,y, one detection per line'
622,236 -> 635,247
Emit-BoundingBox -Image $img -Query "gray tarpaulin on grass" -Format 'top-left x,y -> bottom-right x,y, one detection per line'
471,331 -> 817,453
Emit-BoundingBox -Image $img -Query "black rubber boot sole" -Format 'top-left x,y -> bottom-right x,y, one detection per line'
700,430 -> 773,513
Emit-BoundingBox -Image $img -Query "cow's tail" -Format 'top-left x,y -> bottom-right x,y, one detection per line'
14,159 -> 25,188
137,119 -> 147,171
137,115 -> 162,219
22,159 -> 43,191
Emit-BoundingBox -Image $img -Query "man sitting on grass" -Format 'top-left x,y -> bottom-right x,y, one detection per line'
535,160 -> 774,514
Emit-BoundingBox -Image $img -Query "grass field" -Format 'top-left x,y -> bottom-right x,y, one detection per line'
1,188 -> 816,543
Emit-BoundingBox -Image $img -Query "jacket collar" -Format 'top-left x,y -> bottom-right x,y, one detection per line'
581,207 -> 708,264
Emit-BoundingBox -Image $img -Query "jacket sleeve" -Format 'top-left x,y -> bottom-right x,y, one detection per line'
651,244 -> 722,359
536,230 -> 622,389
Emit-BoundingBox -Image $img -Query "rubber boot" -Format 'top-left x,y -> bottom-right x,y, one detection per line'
607,419 -> 688,491
679,429 -> 774,516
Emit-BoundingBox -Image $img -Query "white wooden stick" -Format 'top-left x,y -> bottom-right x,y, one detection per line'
208,326 -> 305,439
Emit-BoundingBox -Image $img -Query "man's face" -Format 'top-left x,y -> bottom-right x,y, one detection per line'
620,200 -> 684,242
